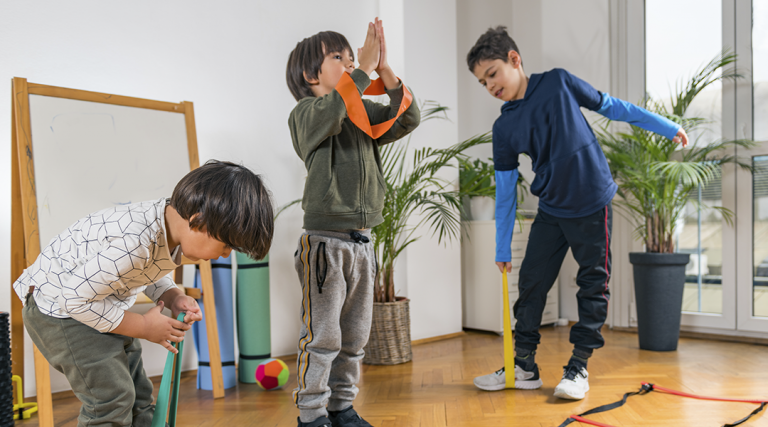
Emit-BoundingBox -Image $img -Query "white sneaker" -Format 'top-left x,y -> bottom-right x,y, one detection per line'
473,365 -> 544,391
553,365 -> 589,400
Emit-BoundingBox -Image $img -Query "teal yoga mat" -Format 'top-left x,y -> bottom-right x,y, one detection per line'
235,252 -> 271,383
151,313 -> 185,427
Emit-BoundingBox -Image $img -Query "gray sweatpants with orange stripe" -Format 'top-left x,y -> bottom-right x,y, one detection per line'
292,229 -> 376,423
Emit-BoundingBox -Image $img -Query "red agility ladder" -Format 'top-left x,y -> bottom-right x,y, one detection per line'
335,72 -> 413,139
558,383 -> 767,427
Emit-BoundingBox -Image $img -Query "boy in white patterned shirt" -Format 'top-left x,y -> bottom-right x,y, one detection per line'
13,160 -> 274,427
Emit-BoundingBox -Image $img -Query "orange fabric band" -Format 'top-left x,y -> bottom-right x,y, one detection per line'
335,72 -> 413,139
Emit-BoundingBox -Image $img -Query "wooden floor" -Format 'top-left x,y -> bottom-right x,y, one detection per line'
17,327 -> 768,426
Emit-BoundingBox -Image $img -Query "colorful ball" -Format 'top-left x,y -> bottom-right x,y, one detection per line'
255,358 -> 289,390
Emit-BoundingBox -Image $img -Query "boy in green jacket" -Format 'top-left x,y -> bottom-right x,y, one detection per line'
285,18 -> 420,427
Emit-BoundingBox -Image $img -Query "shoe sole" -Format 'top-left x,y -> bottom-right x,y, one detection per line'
473,379 -> 543,391
515,379 -> 543,390
553,385 -> 589,400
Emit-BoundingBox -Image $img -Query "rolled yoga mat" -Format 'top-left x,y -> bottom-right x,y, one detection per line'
192,256 -> 237,390
235,252 -> 271,383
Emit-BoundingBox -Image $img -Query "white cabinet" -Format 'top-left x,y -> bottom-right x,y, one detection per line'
461,219 -> 559,333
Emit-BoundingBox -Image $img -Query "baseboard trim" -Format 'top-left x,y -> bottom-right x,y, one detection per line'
412,331 -> 465,346
611,326 -> 768,346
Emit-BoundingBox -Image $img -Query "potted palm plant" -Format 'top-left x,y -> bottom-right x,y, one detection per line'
457,156 -> 530,222
363,101 -> 492,364
596,52 -> 754,351
459,157 -> 496,220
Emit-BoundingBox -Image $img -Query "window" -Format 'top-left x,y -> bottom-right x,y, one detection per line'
754,0 -> 768,141
752,156 -> 768,317
646,0 -> 722,148
646,0 -> 723,315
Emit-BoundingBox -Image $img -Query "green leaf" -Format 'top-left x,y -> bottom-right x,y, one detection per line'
597,51 -> 754,253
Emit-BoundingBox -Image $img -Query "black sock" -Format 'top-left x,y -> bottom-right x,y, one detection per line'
569,347 -> 592,370
329,406 -> 352,416
514,348 -> 536,371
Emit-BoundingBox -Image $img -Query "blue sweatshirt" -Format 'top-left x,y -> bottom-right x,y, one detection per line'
493,68 -> 680,262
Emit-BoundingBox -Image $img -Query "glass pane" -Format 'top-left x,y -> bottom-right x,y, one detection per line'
646,0 -> 722,146
648,0 -> 723,315
755,0 -> 768,141
678,174 -> 723,314
753,156 -> 768,318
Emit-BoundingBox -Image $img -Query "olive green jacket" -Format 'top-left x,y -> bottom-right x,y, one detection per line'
288,68 -> 421,230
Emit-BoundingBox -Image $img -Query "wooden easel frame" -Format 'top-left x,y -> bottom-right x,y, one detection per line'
10,78 -> 225,427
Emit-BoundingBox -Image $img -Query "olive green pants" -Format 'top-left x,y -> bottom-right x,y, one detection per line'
23,294 -> 155,426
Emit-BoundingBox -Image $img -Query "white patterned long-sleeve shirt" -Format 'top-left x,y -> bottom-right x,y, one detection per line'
13,198 -> 181,333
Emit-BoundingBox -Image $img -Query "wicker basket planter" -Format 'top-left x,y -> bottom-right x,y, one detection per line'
363,297 -> 412,365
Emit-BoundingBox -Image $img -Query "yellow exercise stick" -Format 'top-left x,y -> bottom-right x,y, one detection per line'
502,271 -> 515,388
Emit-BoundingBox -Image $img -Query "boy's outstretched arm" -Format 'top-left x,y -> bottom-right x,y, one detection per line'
495,168 -> 519,274
562,69 -> 688,146
596,94 -> 688,146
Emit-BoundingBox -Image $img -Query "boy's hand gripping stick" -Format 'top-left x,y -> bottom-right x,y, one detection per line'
152,313 -> 186,427
335,72 -> 413,139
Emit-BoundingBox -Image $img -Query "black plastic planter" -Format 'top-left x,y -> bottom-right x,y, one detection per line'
629,252 -> 691,351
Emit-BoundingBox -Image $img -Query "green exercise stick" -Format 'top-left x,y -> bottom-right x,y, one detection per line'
152,313 -> 186,427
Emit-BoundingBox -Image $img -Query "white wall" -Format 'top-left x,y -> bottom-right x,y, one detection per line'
402,0 -> 462,341
455,0 -> 611,322
0,0 -> 654,399
1,0 -> 465,396
607,0 -> 648,328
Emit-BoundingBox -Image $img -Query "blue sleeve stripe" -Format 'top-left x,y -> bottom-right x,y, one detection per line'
597,93 -> 681,141
494,169 -> 518,262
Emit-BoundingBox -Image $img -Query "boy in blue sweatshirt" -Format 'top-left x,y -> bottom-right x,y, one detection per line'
466,26 -> 688,400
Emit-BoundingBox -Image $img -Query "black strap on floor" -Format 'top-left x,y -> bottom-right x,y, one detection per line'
723,402 -> 767,427
558,383 -> 767,427
557,383 -> 652,427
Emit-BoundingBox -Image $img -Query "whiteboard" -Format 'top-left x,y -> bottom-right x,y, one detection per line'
28,95 -> 191,246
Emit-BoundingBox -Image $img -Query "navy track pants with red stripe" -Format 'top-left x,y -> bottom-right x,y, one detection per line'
513,203 -> 612,352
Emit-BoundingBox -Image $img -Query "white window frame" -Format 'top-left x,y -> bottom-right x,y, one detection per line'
733,0 -> 768,333
614,0 -> 767,337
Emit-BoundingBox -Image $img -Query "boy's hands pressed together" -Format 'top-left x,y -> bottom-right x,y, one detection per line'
374,17 -> 399,90
357,22 -> 380,76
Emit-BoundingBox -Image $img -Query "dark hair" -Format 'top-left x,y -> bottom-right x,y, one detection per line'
466,26 -> 522,73
286,31 -> 353,101
170,160 -> 274,260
